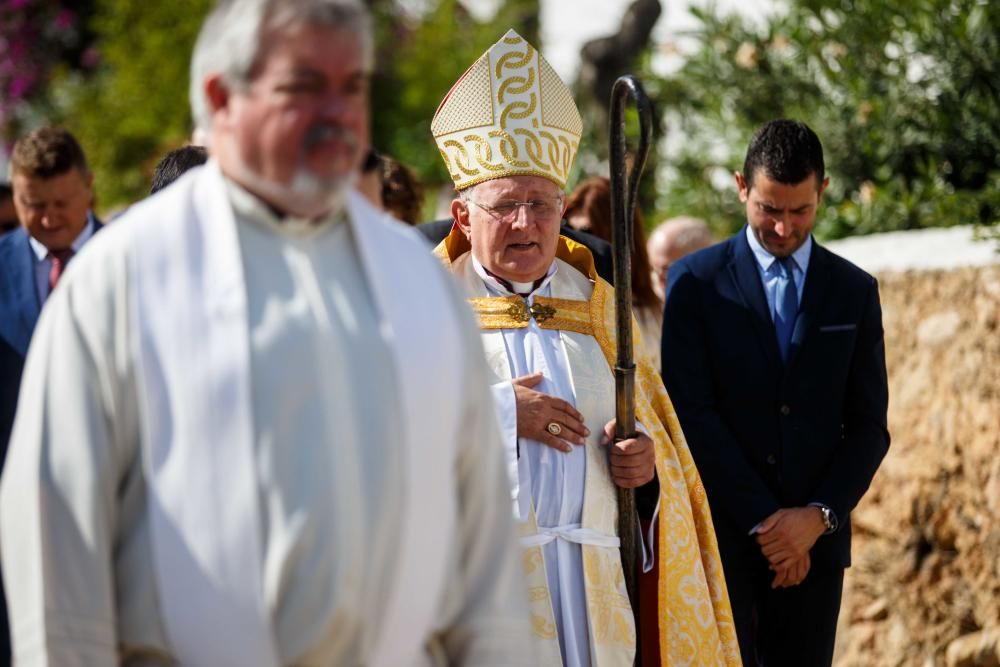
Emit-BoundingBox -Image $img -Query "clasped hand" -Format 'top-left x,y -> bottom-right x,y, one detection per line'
511,372 -> 655,488
755,506 -> 827,589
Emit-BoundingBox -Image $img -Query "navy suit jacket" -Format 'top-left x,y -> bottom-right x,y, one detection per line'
0,222 -> 103,458
661,229 -> 889,569
0,227 -> 42,458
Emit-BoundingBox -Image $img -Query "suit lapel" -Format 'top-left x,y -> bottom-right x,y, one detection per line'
1,220 -> 106,354
1,230 -> 42,354
727,231 -> 782,368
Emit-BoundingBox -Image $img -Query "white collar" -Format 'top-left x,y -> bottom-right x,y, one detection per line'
470,254 -> 558,296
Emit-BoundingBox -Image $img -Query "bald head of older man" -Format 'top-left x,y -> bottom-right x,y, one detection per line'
646,216 -> 714,301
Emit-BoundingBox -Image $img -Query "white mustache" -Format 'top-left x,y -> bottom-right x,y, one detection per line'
303,124 -> 357,152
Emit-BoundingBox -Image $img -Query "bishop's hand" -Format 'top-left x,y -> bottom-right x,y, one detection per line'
601,419 -> 656,488
511,372 -> 589,453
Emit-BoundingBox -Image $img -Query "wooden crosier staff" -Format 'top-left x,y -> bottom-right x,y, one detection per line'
609,74 -> 653,665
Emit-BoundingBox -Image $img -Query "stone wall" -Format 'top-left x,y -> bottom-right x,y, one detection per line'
833,265 -> 1000,667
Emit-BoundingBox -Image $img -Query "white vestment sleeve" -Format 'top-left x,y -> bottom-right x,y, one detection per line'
632,421 -> 658,574
0,244 -> 135,666
641,502 -> 659,574
431,284 -> 534,666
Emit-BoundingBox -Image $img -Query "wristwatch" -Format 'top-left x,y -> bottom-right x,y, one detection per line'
816,504 -> 838,534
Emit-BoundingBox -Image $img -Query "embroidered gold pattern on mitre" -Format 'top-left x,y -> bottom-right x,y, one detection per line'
431,29 -> 582,190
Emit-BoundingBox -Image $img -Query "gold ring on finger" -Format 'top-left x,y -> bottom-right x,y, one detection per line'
546,421 -> 562,436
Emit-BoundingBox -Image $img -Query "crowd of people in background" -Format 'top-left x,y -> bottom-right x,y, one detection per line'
0,1 -> 890,665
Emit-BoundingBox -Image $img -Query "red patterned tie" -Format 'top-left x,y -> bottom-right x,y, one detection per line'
48,248 -> 75,292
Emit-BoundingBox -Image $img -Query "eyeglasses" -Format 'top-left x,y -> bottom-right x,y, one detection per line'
465,196 -> 564,222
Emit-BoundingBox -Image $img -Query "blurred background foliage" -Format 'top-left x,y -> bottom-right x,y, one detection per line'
642,0 -> 1000,240
1,0 -> 996,238
60,0 -> 213,207
0,0 -> 211,208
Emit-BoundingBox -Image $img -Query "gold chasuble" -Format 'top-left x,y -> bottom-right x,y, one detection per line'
435,232 -> 741,666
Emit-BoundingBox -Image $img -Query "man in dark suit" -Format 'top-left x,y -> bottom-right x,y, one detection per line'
661,119 -> 889,666
418,217 -> 616,285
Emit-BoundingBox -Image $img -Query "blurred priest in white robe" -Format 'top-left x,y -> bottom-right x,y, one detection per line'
0,1 -> 531,665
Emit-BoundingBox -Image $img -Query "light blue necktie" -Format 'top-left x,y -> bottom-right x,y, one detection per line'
774,256 -> 798,362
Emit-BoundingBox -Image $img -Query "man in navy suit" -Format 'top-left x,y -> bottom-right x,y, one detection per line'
661,119 -> 889,666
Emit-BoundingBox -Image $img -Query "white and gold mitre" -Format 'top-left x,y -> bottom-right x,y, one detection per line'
431,29 -> 583,191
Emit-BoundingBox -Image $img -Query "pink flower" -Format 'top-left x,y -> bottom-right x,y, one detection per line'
53,9 -> 74,31
8,72 -> 36,100
8,39 -> 26,59
80,46 -> 100,69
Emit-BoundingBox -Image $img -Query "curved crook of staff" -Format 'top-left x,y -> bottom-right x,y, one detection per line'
608,73 -> 654,665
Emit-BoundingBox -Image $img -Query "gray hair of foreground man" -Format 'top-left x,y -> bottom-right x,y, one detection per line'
189,0 -> 374,135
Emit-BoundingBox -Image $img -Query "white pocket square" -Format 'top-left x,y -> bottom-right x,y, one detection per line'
819,323 -> 857,332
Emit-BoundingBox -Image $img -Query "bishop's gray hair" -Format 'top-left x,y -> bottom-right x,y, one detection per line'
189,0 -> 373,136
